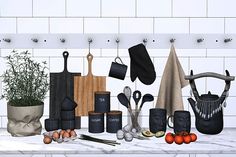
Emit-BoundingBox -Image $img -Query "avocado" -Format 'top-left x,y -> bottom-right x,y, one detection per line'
142,130 -> 154,137
155,131 -> 165,138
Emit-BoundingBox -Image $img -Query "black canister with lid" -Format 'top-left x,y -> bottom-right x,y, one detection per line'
88,111 -> 104,133
94,91 -> 110,113
106,110 -> 122,133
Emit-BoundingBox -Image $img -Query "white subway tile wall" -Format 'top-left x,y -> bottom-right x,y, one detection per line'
0,18 -> 16,33
33,0 -> 65,17
17,18 -> 49,33
208,0 -> 236,17
49,18 -> 83,33
154,18 -> 189,33
101,0 -> 135,17
0,0 -> 236,129
190,18 -> 225,34
67,0 -> 100,17
173,0 -> 207,17
119,18 -> 153,33
0,0 -> 32,17
137,0 -> 171,17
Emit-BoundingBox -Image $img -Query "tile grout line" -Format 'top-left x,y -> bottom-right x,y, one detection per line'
171,0 -> 173,17
15,17 -> 18,33
82,17 -> 85,34
224,18 -> 226,34
135,0 -> 137,17
188,56 -> 190,75
152,17 -> 155,34
100,0 -> 102,18
48,18 -> 50,33
223,56 -> 226,74
65,0 -> 67,17
206,0 -> 208,17
48,56 -> 51,75
188,18 -> 191,34
32,0 -> 34,17
118,17 -> 120,34
1,16 -> 235,18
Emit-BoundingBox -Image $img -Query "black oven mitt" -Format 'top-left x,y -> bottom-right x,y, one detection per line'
128,44 -> 156,85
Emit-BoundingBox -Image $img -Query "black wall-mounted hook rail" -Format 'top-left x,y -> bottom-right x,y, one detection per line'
31,38 -> 38,43
170,38 -> 175,43
3,38 -> 11,43
224,38 -> 232,43
60,38 -> 66,43
197,38 -> 204,43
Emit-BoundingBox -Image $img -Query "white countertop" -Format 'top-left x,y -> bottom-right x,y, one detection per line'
0,128 -> 236,155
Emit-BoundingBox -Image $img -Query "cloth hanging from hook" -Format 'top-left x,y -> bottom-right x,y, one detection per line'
155,45 -> 189,116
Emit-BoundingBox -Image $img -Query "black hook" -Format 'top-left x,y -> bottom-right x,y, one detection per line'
197,38 -> 204,43
170,38 -> 175,43
224,38 -> 232,43
31,38 -> 38,43
143,38 -> 148,44
115,38 -> 120,43
60,38 -> 66,43
3,38 -> 11,43
88,38 -> 93,44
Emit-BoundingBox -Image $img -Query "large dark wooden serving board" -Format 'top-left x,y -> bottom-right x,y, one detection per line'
49,51 -> 81,128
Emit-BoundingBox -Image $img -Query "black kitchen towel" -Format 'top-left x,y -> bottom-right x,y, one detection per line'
128,44 -> 156,85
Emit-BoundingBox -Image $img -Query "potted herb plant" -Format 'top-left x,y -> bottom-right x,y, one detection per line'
1,50 -> 49,136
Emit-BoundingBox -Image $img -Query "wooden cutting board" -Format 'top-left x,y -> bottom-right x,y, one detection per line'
49,51 -> 81,124
74,53 -> 106,116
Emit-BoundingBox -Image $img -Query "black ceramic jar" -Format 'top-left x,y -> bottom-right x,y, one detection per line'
106,110 -> 122,133
88,111 -> 104,133
94,91 -> 110,113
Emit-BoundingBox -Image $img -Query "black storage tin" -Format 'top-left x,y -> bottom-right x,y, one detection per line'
88,111 -> 104,133
106,110 -> 122,133
94,91 -> 110,113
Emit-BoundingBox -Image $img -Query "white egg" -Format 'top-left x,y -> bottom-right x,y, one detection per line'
124,132 -> 133,142
123,124 -> 131,132
116,129 -> 124,140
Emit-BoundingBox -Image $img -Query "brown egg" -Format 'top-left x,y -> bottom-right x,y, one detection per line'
70,130 -> 77,137
59,130 -> 65,137
62,131 -> 70,138
52,131 -> 60,141
66,129 -> 71,133
43,136 -> 52,144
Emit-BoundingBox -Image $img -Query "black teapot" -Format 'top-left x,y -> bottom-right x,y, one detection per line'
185,70 -> 234,135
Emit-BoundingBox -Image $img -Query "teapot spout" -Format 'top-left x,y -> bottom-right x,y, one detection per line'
188,98 -> 197,115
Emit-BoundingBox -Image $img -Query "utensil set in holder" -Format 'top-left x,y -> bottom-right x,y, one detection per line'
117,86 -> 154,132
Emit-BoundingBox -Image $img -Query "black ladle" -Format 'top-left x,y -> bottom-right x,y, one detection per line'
133,90 -> 142,112
117,93 -> 130,110
139,94 -> 154,112
117,93 -> 135,120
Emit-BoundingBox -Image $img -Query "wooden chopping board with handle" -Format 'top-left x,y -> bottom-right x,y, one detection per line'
74,53 -> 106,116
50,51 -> 81,123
